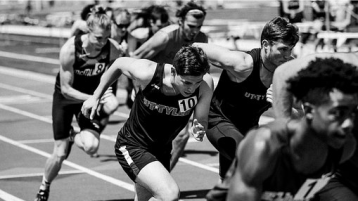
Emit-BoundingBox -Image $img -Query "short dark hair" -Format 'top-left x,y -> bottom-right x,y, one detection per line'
147,5 -> 169,24
287,58 -> 358,105
175,2 -> 206,20
173,45 -> 209,77
81,4 -> 95,21
261,16 -> 299,46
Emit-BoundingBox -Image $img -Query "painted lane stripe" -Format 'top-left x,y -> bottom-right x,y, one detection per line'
0,132 -> 134,192
0,189 -> 25,201
0,51 -> 59,65
0,170 -> 84,180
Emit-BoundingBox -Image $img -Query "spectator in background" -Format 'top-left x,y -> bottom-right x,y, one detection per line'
282,0 -> 305,23
127,5 -> 171,55
111,8 -> 131,54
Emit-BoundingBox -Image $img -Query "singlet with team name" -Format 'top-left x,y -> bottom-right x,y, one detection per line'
206,119 -> 343,201
118,63 -> 200,151
151,24 -> 208,64
209,48 -> 271,133
55,34 -> 111,95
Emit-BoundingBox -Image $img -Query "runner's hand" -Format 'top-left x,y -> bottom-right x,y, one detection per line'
82,97 -> 100,120
189,119 -> 205,142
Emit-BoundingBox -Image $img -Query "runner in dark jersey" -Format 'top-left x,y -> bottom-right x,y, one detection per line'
207,57 -> 358,201
194,16 -> 299,179
34,6 -> 124,201
273,52 -> 358,201
82,45 -> 214,201
130,2 -> 209,171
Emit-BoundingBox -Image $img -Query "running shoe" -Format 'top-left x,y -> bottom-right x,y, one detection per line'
34,189 -> 49,201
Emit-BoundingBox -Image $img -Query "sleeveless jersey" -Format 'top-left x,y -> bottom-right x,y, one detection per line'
55,34 -> 111,95
151,24 -> 208,64
209,48 -> 271,133
207,119 -> 343,201
119,63 -> 200,151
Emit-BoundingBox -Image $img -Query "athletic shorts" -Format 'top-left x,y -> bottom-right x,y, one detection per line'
114,133 -> 171,182
52,90 -> 107,140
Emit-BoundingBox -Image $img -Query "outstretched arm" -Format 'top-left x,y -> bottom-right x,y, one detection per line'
190,74 -> 214,141
131,31 -> 168,59
193,43 -> 254,78
81,57 -> 156,119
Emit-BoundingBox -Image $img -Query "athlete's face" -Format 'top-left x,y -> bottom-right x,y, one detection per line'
308,88 -> 358,149
112,14 -> 130,37
263,39 -> 295,68
174,74 -> 204,97
151,18 -> 169,34
180,13 -> 205,42
88,25 -> 111,51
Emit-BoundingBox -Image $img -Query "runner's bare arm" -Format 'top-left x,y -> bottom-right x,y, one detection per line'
82,57 -> 156,119
59,37 -> 92,103
227,128 -> 278,201
131,31 -> 169,59
190,74 -> 214,141
193,42 -> 254,76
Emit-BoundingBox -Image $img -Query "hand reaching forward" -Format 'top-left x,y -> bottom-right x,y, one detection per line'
189,119 -> 205,142
82,96 -> 100,120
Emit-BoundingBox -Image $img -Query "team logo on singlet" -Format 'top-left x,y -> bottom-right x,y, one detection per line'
261,174 -> 332,201
143,96 -> 197,116
244,92 -> 265,101
75,62 -> 106,76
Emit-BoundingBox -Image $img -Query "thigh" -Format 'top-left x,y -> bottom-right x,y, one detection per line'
207,121 -> 244,158
115,143 -> 171,182
52,91 -> 76,140
136,161 -> 178,199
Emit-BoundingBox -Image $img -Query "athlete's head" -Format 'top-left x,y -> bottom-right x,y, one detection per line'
172,45 -> 209,97
176,2 -> 206,42
86,5 -> 112,50
147,5 -> 170,34
287,58 -> 358,149
261,16 -> 299,67
111,8 -> 131,38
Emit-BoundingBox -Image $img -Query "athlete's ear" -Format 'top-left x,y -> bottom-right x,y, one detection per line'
262,40 -> 270,51
303,102 -> 314,121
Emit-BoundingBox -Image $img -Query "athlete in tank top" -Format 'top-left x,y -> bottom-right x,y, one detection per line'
119,63 -> 200,151
149,24 -> 208,64
210,48 -> 271,133
54,34 -> 115,95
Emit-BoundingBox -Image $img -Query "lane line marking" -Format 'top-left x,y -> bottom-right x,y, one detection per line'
0,133 -> 134,192
0,189 -> 24,201
0,51 -> 59,65
0,170 -> 84,180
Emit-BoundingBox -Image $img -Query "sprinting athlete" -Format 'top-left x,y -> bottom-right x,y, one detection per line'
81,45 -> 213,201
206,57 -> 358,201
194,16 -> 299,179
34,5 -> 124,201
273,52 -> 358,201
131,1 -> 209,170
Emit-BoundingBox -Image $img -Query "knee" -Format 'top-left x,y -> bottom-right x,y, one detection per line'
157,185 -> 180,201
82,142 -> 99,155
102,94 -> 119,115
